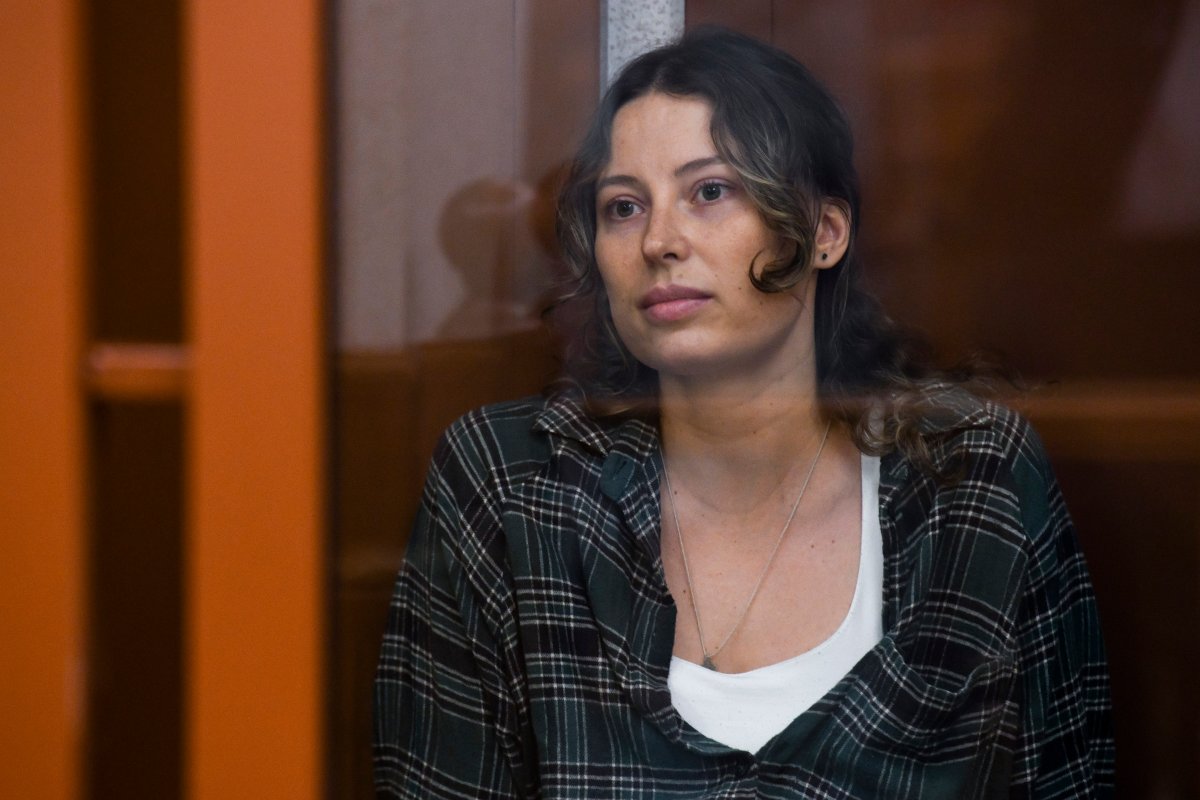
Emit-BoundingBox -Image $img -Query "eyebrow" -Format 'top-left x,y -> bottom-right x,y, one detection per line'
674,156 -> 726,176
595,156 -> 727,193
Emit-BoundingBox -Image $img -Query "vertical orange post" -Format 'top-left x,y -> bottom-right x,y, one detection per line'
184,1 -> 326,798
0,3 -> 85,799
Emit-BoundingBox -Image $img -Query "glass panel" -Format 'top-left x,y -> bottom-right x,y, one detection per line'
697,1 -> 1200,380
1055,458 -> 1200,797
84,3 -> 185,797
334,0 -> 1200,793
688,2 -> 1200,794
86,0 -> 183,344
88,401 -> 184,800
330,2 -> 599,794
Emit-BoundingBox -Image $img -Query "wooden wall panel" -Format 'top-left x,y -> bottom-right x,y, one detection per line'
686,0 -> 773,39
1053,457 -> 1199,796
1031,383 -> 1200,794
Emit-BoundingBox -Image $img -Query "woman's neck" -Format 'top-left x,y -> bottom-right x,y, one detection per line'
657,368 -> 829,515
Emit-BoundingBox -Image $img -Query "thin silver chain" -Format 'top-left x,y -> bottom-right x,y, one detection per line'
662,421 -> 832,671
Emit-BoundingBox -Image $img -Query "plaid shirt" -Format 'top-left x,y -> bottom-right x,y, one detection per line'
374,393 -> 1114,798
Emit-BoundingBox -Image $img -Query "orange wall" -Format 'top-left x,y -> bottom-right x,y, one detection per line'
184,1 -> 326,798
0,2 -> 86,799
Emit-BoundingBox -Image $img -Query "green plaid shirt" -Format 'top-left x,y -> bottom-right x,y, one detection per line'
374,394 -> 1114,798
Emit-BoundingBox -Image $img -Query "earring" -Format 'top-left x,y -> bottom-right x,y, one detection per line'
820,252 -> 829,261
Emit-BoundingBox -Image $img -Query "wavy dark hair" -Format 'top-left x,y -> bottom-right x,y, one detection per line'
552,27 -> 1002,475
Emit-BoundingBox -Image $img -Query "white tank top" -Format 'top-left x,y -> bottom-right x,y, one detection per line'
667,454 -> 884,753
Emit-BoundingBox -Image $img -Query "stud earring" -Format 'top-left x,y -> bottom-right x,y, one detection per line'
820,252 -> 829,261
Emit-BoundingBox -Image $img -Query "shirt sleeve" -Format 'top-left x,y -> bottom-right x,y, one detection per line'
1007,421 -> 1116,797
373,429 -> 532,799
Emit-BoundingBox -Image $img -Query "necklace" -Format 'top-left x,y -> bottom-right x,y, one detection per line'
662,421 -> 831,671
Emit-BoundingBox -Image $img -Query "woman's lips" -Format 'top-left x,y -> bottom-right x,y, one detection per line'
639,284 -> 712,323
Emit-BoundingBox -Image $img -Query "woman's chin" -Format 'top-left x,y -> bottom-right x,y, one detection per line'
649,351 -> 763,384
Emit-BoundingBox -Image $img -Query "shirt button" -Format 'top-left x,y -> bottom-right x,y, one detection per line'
599,452 -> 636,498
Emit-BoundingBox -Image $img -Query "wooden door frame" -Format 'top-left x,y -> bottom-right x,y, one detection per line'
0,3 -> 87,798
2,2 -> 328,798
184,1 -> 327,797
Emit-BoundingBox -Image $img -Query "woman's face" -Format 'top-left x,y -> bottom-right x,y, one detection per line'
594,91 -> 823,386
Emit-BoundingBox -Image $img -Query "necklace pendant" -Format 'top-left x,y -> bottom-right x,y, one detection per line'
702,655 -> 717,671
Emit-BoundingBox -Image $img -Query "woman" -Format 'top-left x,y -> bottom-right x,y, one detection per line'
375,28 -> 1114,798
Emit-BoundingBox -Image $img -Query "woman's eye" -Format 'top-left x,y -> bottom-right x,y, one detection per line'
697,182 -> 726,202
609,199 -> 639,219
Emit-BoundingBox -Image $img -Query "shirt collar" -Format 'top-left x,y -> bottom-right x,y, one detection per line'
914,385 -> 993,435
533,391 -> 660,462
534,385 -> 992,480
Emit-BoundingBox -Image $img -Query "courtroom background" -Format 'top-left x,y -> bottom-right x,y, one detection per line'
3,2 -> 1198,798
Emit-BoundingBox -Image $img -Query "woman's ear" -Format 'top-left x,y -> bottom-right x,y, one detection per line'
812,201 -> 851,269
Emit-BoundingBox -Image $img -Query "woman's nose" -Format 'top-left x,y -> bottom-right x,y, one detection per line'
641,206 -> 689,264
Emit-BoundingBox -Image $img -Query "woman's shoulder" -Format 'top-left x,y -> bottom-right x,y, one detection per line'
880,392 -> 1082,595
914,386 -> 1049,473
907,389 -> 1070,544
433,395 -> 555,473
434,390 -> 633,471
442,389 -> 649,456
426,393 -> 652,533
443,394 -> 553,440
